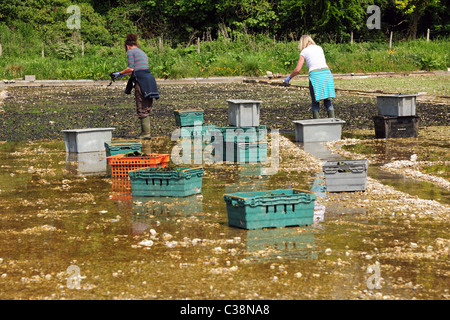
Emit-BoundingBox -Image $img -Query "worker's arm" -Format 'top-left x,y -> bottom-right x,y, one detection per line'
284,55 -> 305,83
120,67 -> 134,76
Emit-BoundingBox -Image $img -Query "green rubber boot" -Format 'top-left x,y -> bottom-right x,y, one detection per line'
137,116 -> 151,139
327,109 -> 335,118
312,111 -> 320,119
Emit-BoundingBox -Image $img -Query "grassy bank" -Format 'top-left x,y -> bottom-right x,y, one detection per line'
0,34 -> 449,80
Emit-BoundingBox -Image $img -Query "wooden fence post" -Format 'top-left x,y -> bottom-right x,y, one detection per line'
350,32 -> 353,45
197,37 -> 200,54
41,43 -> 45,58
0,43 -> 2,57
81,40 -> 84,56
389,31 -> 393,49
427,29 -> 430,42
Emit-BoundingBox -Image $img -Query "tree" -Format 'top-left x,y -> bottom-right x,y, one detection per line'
394,0 -> 441,39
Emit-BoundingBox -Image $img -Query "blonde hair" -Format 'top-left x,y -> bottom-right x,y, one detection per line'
298,35 -> 316,51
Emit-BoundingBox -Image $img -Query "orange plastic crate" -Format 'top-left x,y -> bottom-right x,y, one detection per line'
110,178 -> 132,201
107,154 -> 170,178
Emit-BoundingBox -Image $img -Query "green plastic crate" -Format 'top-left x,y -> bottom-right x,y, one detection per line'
105,140 -> 142,157
224,189 -> 316,229
129,167 -> 204,197
174,110 -> 204,127
223,141 -> 268,163
176,124 -> 216,140
210,125 -> 267,144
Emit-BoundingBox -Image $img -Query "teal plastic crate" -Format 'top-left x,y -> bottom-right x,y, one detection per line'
211,125 -> 267,144
129,167 -> 204,197
224,189 -> 316,229
223,141 -> 268,163
174,110 -> 204,127
105,140 -> 142,157
176,124 -> 216,140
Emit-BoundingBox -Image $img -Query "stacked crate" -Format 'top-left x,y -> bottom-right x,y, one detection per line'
173,109 -> 218,164
222,100 -> 267,164
373,94 -> 419,138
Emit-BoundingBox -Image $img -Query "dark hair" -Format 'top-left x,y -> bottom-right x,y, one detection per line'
125,33 -> 138,50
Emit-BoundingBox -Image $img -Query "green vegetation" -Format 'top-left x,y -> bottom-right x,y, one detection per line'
331,75 -> 450,96
1,35 -> 449,80
0,0 -> 449,80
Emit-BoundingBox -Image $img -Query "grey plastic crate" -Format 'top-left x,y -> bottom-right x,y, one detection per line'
377,94 -> 417,117
227,99 -> 261,127
293,118 -> 346,142
323,159 -> 369,192
62,128 -> 115,153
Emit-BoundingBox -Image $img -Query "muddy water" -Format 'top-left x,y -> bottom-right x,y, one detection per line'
0,136 -> 448,301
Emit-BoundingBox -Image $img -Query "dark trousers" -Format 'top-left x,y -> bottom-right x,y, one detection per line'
309,80 -> 333,112
135,82 -> 153,118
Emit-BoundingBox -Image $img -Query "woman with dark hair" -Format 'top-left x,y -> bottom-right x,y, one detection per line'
111,33 -> 159,139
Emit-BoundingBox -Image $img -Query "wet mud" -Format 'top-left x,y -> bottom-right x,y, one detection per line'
0,83 -> 448,300
0,83 -> 448,141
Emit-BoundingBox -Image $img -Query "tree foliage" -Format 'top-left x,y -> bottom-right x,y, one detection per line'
0,0 -> 448,46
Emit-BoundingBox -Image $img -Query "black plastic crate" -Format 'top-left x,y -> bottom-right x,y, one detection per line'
373,115 -> 419,139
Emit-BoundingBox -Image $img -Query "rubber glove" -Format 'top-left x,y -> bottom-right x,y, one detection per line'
111,72 -> 125,79
284,76 -> 291,83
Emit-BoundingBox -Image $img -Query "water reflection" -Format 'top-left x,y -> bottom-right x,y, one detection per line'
244,227 -> 317,260
299,142 -> 343,161
224,164 -> 270,194
130,195 -> 204,235
65,151 -> 107,176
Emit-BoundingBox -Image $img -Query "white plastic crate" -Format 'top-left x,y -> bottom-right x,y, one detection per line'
62,128 -> 115,153
293,119 -> 345,142
376,94 -> 417,117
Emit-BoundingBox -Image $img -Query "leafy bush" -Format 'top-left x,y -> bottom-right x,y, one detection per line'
54,41 -> 78,60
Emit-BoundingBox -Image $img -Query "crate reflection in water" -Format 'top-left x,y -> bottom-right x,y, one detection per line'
224,164 -> 270,194
244,227 -> 317,261
130,195 -> 203,235
65,151 -> 107,176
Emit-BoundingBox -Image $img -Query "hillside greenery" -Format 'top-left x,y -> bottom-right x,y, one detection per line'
0,0 -> 449,80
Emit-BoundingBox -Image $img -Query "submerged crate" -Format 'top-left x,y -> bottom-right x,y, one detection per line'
224,189 -> 316,229
105,140 -> 142,157
227,99 -> 261,127
377,94 -> 417,117
62,128 -> 115,153
323,159 -> 369,192
373,115 -> 419,139
174,109 -> 204,127
293,119 -> 345,142
107,154 -> 170,178
129,167 -> 204,197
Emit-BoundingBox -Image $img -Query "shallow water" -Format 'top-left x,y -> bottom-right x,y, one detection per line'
0,137 -> 448,300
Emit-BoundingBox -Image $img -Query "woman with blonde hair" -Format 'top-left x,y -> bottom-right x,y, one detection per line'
284,35 -> 336,119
